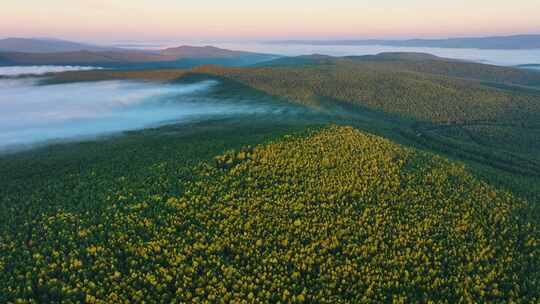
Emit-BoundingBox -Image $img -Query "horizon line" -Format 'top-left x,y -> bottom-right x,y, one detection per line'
1,32 -> 540,45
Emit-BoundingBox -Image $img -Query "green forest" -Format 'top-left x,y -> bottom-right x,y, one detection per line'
2,53 -> 540,302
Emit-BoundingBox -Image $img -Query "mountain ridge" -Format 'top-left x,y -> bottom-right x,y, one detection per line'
270,34 -> 540,50
0,40 -> 278,67
0,37 -> 119,53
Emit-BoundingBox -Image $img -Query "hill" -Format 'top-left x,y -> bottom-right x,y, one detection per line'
264,52 -> 540,87
0,41 -> 278,67
191,57 -> 540,203
1,125 -> 538,302
0,50 -> 168,65
45,53 -> 540,201
260,54 -> 337,66
160,45 -> 266,59
0,37 -> 116,53
348,52 -> 444,62
272,34 -> 540,50
196,58 -> 540,124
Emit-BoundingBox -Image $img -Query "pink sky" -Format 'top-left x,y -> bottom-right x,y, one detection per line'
1,0 -> 539,42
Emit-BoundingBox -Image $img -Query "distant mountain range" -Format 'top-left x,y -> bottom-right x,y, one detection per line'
260,53 -> 459,67
0,38 -> 278,67
0,38 -> 120,53
270,34 -> 540,50
2,35 -> 539,68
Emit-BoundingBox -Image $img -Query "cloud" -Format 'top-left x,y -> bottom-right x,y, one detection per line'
0,78 -> 295,151
0,66 -> 102,77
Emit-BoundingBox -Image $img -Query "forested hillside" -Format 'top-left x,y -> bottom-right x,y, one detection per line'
194,60 -> 540,125
2,52 -> 540,302
46,55 -> 540,203
2,126 -> 538,302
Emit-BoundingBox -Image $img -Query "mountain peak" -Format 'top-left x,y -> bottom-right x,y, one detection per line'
159,45 -> 247,58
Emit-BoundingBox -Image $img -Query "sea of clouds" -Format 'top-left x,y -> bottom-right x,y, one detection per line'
0,65 -> 102,77
0,77 -> 290,151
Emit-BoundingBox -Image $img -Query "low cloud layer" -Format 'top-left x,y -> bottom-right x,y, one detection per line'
0,78 -> 292,150
0,66 -> 102,77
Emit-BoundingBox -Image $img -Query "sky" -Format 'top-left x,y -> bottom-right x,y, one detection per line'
1,0 -> 539,43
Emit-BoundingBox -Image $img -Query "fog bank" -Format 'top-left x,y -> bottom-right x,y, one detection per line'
0,78 -> 291,150
0,66 -> 102,77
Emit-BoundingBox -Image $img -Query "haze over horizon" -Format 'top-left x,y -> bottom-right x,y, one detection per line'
1,0 -> 539,43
